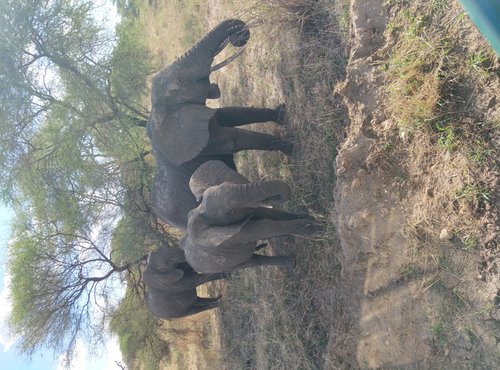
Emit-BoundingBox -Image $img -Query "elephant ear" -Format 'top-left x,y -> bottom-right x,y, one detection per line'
148,247 -> 186,271
190,160 -> 249,200
190,213 -> 252,248
143,267 -> 185,291
152,105 -> 216,165
158,269 -> 185,286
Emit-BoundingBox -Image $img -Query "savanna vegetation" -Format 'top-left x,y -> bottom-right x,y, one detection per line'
2,0 -> 498,369
0,0 -> 170,366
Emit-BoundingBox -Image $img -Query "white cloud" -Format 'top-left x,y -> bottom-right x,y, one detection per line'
0,273 -> 15,352
57,339 -> 88,370
94,0 -> 122,29
100,335 -> 124,370
56,336 -> 123,370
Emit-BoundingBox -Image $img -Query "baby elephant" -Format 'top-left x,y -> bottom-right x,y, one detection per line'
143,247 -> 226,319
180,160 -> 322,274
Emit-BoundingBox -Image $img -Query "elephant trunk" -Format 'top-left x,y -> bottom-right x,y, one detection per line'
175,19 -> 249,80
239,180 -> 292,207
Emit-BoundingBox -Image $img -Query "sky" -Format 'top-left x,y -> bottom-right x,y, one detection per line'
0,1 -> 126,369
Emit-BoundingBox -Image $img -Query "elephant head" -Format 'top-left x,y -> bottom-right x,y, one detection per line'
143,247 -> 187,291
189,159 -> 249,201
143,246 -> 226,319
189,160 -> 291,228
148,19 -> 250,166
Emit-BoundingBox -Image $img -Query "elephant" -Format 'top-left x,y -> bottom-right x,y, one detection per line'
143,247 -> 226,319
147,18 -> 292,230
180,160 -> 323,274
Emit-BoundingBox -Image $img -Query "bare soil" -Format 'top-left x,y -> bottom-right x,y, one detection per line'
143,0 -> 499,369
335,1 -> 499,368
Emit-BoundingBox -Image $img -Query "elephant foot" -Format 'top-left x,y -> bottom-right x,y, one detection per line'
275,139 -> 293,155
292,219 -> 325,236
302,222 -> 326,236
274,104 -> 287,125
282,254 -> 297,269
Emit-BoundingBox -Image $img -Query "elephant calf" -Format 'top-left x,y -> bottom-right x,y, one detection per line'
180,161 -> 323,274
143,247 -> 226,319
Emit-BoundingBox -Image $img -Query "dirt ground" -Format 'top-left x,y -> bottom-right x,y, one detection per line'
335,1 -> 499,368
143,0 -> 499,369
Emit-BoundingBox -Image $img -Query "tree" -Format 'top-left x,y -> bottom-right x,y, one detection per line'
8,210 -> 148,358
109,284 -> 169,369
1,0 -> 166,362
0,0 -> 155,200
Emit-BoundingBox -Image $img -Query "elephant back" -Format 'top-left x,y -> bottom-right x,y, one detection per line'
181,229 -> 255,274
190,160 -> 249,200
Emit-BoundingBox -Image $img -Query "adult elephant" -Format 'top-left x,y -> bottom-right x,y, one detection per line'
147,19 -> 292,230
180,161 -> 323,274
143,247 -> 226,319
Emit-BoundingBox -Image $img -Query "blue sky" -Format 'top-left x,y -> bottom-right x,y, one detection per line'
0,204 -> 123,369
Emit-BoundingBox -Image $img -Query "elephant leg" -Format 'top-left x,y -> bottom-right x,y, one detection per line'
178,272 -> 227,290
182,300 -> 220,317
201,125 -> 292,156
232,254 -> 295,270
251,207 -> 311,221
207,83 -> 221,99
234,219 -> 322,245
231,127 -> 292,154
213,105 -> 285,127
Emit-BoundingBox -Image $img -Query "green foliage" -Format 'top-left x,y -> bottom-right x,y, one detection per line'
109,286 -> 168,369
461,235 -> 477,252
111,211 -> 173,266
456,184 -> 492,203
1,0 -> 162,361
436,121 -> 457,151
115,0 -> 143,18
111,17 -> 156,121
431,320 -> 447,345
7,212 -> 95,355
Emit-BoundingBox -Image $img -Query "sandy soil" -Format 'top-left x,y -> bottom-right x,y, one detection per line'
333,0 -> 499,368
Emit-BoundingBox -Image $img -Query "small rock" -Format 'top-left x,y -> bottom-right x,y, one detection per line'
439,228 -> 453,240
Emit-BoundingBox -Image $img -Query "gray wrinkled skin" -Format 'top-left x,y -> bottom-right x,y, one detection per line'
181,161 -> 323,274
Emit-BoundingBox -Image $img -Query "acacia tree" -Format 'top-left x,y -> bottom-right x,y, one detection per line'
0,0 -> 155,199
8,211 -> 148,357
1,0 -> 166,362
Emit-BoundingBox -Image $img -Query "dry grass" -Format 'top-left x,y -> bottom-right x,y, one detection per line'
195,0 -> 353,368
136,0 -> 351,367
135,0 -> 499,368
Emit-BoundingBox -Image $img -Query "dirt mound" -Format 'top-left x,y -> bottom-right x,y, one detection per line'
333,0 -> 499,368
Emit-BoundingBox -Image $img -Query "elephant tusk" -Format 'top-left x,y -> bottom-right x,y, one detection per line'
210,45 -> 247,72
214,38 -> 230,57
